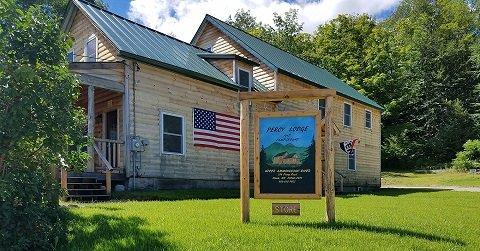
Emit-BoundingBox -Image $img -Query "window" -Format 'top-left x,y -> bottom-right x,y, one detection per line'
343,103 -> 352,127
84,35 -> 97,62
318,99 -> 325,118
237,68 -> 251,88
67,48 -> 75,62
347,150 -> 356,171
161,112 -> 185,154
365,110 -> 372,129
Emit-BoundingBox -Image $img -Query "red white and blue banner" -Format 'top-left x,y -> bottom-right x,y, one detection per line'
339,139 -> 359,155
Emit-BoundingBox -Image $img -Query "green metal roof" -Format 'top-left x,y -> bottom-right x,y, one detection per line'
70,0 -> 245,91
195,15 -> 382,109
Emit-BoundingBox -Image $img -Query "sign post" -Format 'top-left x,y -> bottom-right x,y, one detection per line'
240,100 -> 250,223
325,96 -> 335,223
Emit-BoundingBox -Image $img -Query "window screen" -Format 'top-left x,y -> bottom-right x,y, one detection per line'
344,103 -> 352,127
162,113 -> 184,154
85,36 -> 97,62
365,110 -> 372,129
238,69 -> 250,88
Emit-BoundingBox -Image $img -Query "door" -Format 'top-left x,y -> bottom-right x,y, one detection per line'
105,110 -> 118,167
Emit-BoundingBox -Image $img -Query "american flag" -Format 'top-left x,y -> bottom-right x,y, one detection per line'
193,108 -> 240,151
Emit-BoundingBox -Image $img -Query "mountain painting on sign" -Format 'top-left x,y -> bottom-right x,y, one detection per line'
256,114 -> 319,197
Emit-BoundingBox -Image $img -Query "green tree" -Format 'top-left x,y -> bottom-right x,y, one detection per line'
309,14 -> 376,93
0,0 -> 88,248
227,9 -> 313,60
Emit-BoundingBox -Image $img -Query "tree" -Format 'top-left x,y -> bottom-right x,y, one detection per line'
227,9 -> 313,60
0,0 -> 88,248
309,14 -> 376,93
382,0 -> 480,167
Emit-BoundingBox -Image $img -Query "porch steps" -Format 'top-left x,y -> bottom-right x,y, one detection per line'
65,176 -> 110,201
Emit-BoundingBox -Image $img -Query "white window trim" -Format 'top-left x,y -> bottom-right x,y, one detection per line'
160,111 -> 186,155
347,150 -> 357,171
237,66 -> 252,90
343,102 -> 352,128
84,34 -> 98,62
365,109 -> 372,129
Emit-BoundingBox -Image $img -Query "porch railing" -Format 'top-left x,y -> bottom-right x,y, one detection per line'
94,138 -> 124,170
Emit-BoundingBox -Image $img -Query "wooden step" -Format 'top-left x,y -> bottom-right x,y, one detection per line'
67,177 -> 98,183
65,194 -> 110,201
68,188 -> 107,196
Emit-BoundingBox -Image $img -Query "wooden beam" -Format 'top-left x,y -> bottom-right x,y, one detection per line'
78,73 -> 125,93
324,96 -> 336,223
60,168 -> 68,201
240,100 -> 250,223
123,63 -> 131,180
239,89 -> 336,101
69,62 -> 124,71
87,85 -> 95,172
105,170 -> 112,195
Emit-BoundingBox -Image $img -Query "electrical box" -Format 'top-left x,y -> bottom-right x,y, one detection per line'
130,136 -> 146,152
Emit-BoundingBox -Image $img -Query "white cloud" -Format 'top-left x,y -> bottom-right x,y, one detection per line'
127,0 -> 400,42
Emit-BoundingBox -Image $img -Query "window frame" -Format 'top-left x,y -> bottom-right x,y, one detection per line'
84,34 -> 98,62
237,66 -> 252,90
160,111 -> 186,155
365,109 -> 372,129
343,102 -> 352,128
347,150 -> 356,171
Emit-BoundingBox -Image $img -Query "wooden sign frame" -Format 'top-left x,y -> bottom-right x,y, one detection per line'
253,111 -> 322,199
238,89 -> 336,223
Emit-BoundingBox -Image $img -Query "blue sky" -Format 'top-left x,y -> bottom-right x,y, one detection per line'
103,0 -> 400,42
260,116 -> 315,148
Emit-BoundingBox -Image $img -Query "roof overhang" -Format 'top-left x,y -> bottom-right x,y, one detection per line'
197,53 -> 260,66
119,51 -> 248,92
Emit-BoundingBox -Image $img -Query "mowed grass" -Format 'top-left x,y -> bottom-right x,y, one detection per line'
63,189 -> 480,250
382,170 -> 480,187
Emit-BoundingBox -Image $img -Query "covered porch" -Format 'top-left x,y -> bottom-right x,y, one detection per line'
61,62 -> 130,199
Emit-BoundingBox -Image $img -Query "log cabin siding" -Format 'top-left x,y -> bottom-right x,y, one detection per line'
127,61 -> 241,181
195,23 -> 276,90
70,10 -> 117,62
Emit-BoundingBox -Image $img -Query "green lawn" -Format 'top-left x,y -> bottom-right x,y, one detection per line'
63,189 -> 480,250
382,170 -> 480,187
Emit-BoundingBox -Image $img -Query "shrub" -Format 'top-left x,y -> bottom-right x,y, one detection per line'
451,140 -> 480,171
0,167 -> 68,250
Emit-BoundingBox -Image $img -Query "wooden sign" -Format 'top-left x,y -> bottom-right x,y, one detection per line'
254,111 -> 322,199
272,203 -> 300,215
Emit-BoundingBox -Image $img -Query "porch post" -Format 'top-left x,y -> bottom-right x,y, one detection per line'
123,63 -> 131,177
87,85 -> 95,172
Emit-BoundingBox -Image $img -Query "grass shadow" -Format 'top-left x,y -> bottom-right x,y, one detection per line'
111,189 -> 240,202
372,188 -> 448,197
92,206 -> 124,211
263,221 -> 465,246
63,213 -> 177,250
336,188 -> 448,199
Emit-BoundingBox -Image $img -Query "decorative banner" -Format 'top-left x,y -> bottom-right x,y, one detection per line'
254,111 -> 321,199
340,139 -> 359,155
